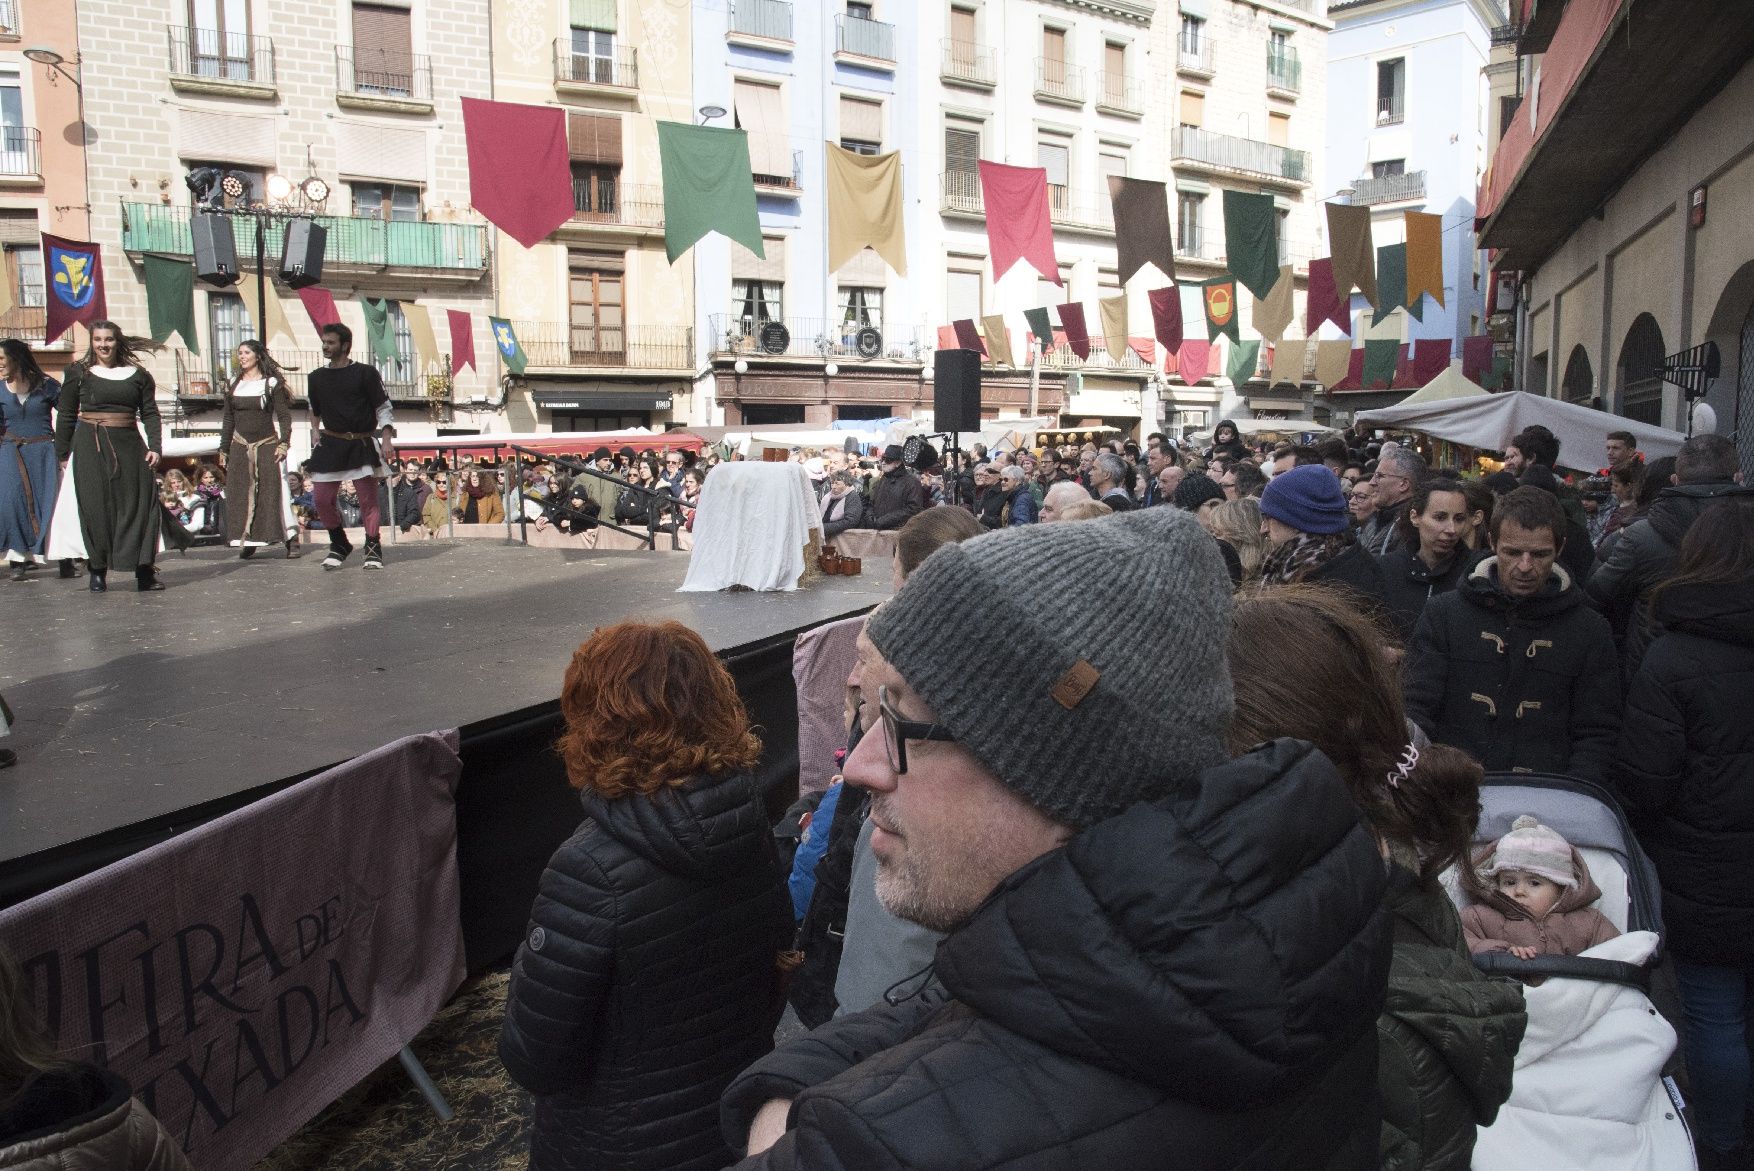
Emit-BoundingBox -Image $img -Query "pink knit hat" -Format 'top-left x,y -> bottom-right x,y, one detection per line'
1478,815 -> 1577,888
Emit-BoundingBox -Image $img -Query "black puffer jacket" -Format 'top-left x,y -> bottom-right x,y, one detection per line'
499,772 -> 793,1171
722,739 -> 1392,1170
1405,559 -> 1621,781
869,467 -> 924,530
1377,549 -> 1468,644
1615,576 -> 1754,967
1377,865 -> 1526,1171
1586,481 -> 1754,674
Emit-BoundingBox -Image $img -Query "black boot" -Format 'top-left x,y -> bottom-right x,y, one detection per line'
135,566 -> 165,592
321,528 -> 353,570
362,535 -> 384,570
0,748 -> 16,769
285,538 -> 302,559
88,570 -> 106,592
8,560 -> 25,581
58,559 -> 76,579
239,545 -> 256,559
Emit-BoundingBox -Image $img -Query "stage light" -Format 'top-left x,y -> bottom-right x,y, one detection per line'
185,166 -> 219,200
300,176 -> 330,203
266,174 -> 293,200
220,172 -> 247,200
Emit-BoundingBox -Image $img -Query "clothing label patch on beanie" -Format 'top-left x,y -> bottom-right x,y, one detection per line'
1050,660 -> 1100,709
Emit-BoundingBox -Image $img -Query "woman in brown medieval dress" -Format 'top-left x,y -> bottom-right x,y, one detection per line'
218,340 -> 299,559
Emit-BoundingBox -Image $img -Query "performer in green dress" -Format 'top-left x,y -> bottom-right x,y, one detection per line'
52,321 -> 164,592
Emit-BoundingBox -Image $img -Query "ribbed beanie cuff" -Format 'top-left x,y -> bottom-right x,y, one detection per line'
867,508 -> 1235,829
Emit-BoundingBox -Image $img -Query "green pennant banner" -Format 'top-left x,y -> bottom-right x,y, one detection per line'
1023,306 -> 1054,350
143,254 -> 197,355
1226,338 -> 1261,386
1362,338 -> 1400,388
657,121 -> 764,265
489,316 -> 528,376
357,296 -> 400,364
1202,277 -> 1240,343
1372,243 -> 1414,326
1222,191 -> 1279,301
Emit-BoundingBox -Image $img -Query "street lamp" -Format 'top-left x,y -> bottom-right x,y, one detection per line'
23,47 -> 80,89
698,104 -> 727,125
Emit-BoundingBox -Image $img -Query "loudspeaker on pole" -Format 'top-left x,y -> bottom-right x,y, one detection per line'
192,213 -> 240,287
933,348 -> 982,433
280,219 -> 327,290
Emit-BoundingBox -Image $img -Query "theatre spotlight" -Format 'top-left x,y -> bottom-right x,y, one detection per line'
901,434 -> 941,471
185,166 -> 221,208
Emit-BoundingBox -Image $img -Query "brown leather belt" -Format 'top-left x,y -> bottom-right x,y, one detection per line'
321,428 -> 375,441
78,411 -> 135,426
2,434 -> 52,539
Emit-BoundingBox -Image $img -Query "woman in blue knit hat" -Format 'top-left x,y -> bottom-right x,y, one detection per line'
1259,464 -> 1389,609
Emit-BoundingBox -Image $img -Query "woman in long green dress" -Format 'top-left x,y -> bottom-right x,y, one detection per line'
51,321 -> 165,592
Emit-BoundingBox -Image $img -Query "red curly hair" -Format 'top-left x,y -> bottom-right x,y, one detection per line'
556,621 -> 762,796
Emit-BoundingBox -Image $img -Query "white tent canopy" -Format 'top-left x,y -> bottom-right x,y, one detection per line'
1395,363 -> 1489,407
1357,390 -> 1687,464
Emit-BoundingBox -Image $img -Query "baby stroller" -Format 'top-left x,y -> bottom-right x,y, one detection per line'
1449,773 -> 1696,1171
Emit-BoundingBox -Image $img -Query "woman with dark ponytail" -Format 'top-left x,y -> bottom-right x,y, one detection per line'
1229,585 -> 1526,1171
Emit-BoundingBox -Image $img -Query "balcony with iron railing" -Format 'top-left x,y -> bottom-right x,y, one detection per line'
1177,36 -> 1216,77
1489,22 -> 1523,45
1097,72 -> 1141,116
0,0 -> 17,36
167,26 -> 276,88
1267,47 -> 1302,95
1039,336 -> 1153,373
940,169 -> 983,216
0,294 -> 59,349
753,149 -> 804,194
940,38 -> 996,88
569,180 -> 664,230
835,13 -> 895,64
1035,58 -> 1084,105
1172,127 -> 1309,184
120,203 -> 487,275
728,0 -> 792,43
553,40 -> 637,90
335,46 -> 432,108
173,348 -> 432,405
1047,184 -> 1114,233
509,322 -> 693,371
1174,230 -> 1224,264
1376,95 -> 1405,125
708,314 -> 928,362
1349,170 -> 1427,206
0,127 -> 40,180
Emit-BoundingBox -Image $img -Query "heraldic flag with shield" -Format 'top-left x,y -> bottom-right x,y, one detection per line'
488,316 -> 527,376
42,233 -> 106,344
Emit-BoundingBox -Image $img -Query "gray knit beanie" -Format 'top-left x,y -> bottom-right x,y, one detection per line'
866,507 -> 1235,829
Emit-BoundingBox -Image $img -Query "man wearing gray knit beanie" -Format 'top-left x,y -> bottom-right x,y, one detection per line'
723,508 -> 1392,1170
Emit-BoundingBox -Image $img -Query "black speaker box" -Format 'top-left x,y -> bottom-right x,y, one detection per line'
280,219 -> 326,289
933,348 -> 982,433
192,213 -> 239,287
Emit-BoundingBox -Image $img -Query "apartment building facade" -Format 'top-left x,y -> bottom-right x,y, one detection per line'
691,0 -> 930,428
1325,0 -> 1499,411
489,0 -> 696,433
78,0 -> 496,447
1,1 -> 89,375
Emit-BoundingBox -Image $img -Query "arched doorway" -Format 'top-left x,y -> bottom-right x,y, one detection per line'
1561,345 -> 1594,405
1703,258 -> 1754,477
1616,313 -> 1666,425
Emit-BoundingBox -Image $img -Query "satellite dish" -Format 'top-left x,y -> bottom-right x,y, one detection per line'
758,321 -> 791,355
854,326 -> 883,360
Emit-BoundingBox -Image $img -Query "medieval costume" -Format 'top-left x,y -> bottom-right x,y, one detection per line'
0,371 -> 60,577
51,363 -> 163,590
307,359 -> 391,569
220,371 -> 298,556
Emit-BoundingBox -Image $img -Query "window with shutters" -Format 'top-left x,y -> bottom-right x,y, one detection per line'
351,3 -> 415,97
944,122 -> 981,206
1042,26 -> 1066,65
1275,208 -> 1289,261
1036,137 -> 1070,215
949,6 -> 977,64
1377,59 -> 1405,124
374,302 -> 417,394
569,252 -> 625,361
1267,111 -> 1290,147
839,96 -> 883,155
0,211 -> 43,337
1179,15 -> 1204,56
1102,41 -> 1129,107
838,286 -> 882,331
946,269 -> 982,322
208,294 -> 248,385
1179,90 -> 1204,130
568,112 -> 624,218
570,28 -> 616,84
189,0 -> 252,80
10,246 -> 42,308
734,80 -> 793,187
731,236 -> 785,329
1177,192 -> 1204,255
352,183 -> 422,221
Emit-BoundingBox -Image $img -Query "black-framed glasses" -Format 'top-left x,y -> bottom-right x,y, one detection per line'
876,684 -> 957,775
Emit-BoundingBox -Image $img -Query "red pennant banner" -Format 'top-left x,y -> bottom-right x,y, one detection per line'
977,161 -> 1061,284
1411,338 -> 1451,386
296,287 -> 342,333
1148,286 -> 1183,353
1462,335 -> 1494,383
951,318 -> 986,354
461,98 -> 576,249
448,309 -> 477,376
1177,340 -> 1212,383
1333,347 -> 1366,392
42,233 -> 106,345
937,324 -> 958,351
1305,258 -> 1351,336
1058,303 -> 1090,359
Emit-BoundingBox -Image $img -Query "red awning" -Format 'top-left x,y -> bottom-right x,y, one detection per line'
395,431 -> 705,462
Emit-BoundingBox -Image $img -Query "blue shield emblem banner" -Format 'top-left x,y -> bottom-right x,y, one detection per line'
41,233 -> 106,344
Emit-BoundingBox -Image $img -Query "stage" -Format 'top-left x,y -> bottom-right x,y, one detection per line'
0,539 -> 888,931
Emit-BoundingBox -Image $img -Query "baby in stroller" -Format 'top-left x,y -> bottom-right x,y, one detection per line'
1463,815 -> 1622,961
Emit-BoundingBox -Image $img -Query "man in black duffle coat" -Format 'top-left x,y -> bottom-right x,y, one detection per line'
1405,486 -> 1621,782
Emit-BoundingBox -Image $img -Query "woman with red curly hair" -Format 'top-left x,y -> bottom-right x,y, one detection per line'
499,620 -> 792,1171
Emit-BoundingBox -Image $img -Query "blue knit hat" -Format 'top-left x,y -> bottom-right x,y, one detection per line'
1260,465 -> 1349,535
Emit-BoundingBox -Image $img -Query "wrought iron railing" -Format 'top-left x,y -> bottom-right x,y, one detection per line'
0,1 -> 16,35
1178,37 -> 1215,74
1377,95 -> 1405,124
940,38 -> 995,86
508,322 -> 693,370
1176,230 -> 1223,262
940,170 -> 983,214
1035,57 -> 1084,102
120,203 -> 487,271
0,303 -> 48,346
553,40 -> 637,88
1047,185 -> 1114,232
335,45 -> 431,101
1489,22 -> 1523,45
709,314 -> 928,361
0,127 -> 39,178
167,25 -> 276,84
752,149 -> 804,192
1350,170 -> 1427,205
835,13 -> 895,61
1267,47 -> 1302,93
1098,71 -> 1141,112
1172,126 -> 1309,183
571,180 -> 663,227
731,0 -> 793,41
1039,337 -> 1153,372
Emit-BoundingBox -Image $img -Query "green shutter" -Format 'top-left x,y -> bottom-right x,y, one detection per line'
570,0 -> 617,32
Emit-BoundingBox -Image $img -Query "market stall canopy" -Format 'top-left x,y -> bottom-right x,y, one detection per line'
395,430 -> 704,462
1395,363 -> 1490,407
1357,390 -> 1686,463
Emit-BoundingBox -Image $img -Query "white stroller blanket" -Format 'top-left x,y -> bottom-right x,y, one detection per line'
1472,931 -> 1694,1171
